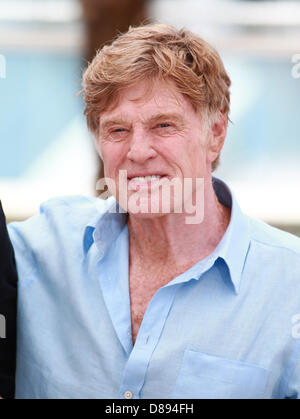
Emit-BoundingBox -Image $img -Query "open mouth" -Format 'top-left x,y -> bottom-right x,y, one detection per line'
129,175 -> 163,182
127,174 -> 168,189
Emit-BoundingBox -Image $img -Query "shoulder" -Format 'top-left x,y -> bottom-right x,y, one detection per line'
242,217 -> 300,306
7,195 -> 115,282
247,215 -> 300,260
38,195 -> 112,225
7,195 -> 113,251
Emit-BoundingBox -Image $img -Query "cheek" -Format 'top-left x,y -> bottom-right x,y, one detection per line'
101,143 -> 127,173
184,142 -> 209,178
161,140 -> 193,169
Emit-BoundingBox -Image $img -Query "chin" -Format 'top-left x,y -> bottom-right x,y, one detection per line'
127,210 -> 171,219
125,192 -> 177,217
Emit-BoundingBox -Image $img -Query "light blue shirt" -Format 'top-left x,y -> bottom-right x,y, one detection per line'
8,177 -> 300,399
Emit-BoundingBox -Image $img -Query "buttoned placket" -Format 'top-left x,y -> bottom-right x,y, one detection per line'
118,257 -> 218,399
118,283 -> 181,398
93,216 -> 219,399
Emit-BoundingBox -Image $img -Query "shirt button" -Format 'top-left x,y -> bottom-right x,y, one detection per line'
124,390 -> 133,399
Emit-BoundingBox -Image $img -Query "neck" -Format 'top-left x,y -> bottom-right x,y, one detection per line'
128,177 -> 231,269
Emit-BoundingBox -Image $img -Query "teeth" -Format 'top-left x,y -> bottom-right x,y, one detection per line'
130,175 -> 162,182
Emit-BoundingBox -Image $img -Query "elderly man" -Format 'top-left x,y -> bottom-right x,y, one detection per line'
5,24 -> 300,399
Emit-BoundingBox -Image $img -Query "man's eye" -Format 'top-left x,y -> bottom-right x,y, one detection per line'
113,128 -> 126,132
104,127 -> 128,141
157,123 -> 170,128
109,128 -> 127,136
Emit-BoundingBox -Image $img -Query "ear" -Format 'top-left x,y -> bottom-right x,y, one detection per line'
206,110 -> 228,165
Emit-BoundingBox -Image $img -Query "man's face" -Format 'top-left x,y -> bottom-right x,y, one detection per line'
97,78 -> 219,216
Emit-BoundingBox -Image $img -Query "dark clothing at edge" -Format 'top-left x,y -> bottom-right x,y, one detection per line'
0,201 -> 17,399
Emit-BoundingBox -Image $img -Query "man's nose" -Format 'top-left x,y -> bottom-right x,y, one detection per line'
126,128 -> 157,163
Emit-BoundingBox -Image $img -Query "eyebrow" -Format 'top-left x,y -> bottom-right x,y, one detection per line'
100,112 -> 186,131
147,113 -> 186,126
99,117 -> 130,132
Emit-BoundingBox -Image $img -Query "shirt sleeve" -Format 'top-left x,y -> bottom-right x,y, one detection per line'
0,201 -> 17,399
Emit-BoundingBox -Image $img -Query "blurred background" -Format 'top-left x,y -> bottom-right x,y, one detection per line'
0,0 -> 299,235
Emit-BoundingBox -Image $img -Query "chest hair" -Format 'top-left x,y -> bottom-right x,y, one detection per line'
129,259 -> 192,344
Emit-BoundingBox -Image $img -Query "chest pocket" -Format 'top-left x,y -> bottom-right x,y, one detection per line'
172,349 -> 269,399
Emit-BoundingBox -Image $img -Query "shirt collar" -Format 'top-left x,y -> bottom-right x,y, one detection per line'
83,177 -> 251,294
212,177 -> 251,294
83,198 -> 127,258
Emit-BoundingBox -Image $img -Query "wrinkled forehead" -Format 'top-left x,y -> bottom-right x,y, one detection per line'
99,78 -> 195,123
